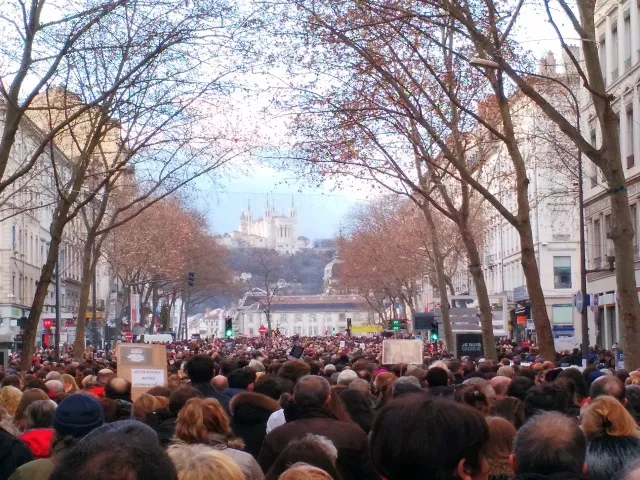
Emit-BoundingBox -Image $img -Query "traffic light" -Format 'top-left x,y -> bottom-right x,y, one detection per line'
389,319 -> 408,331
430,321 -> 439,341
187,272 -> 195,286
225,317 -> 233,338
347,318 -> 352,328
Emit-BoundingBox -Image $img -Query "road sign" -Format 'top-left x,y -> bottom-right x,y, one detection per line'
124,331 -> 133,342
259,325 -> 267,336
592,293 -> 599,307
575,291 -> 583,313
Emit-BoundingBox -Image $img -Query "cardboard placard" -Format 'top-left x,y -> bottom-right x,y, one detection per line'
116,343 -> 167,400
382,339 -> 423,365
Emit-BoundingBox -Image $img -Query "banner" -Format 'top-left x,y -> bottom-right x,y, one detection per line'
351,325 -> 383,334
130,293 -> 141,325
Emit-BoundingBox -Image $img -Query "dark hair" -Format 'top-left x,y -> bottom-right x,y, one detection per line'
49,432 -> 176,480
104,378 -> 132,402
98,398 -> 119,423
426,367 -> 448,388
557,368 -> 589,402
338,389 -> 373,434
591,376 -> 626,402
23,377 -> 48,393
455,384 -> 488,411
514,412 -> 585,476
523,383 -> 569,418
1,375 -> 20,388
279,361 -> 311,384
370,395 -> 489,480
586,435 -> 640,480
220,360 -> 237,377
254,376 -> 291,400
168,386 -> 204,416
626,385 -> 640,415
507,376 -> 535,402
264,434 -> 342,480
490,397 -> 525,429
185,355 -> 215,384
227,368 -> 256,390
293,376 -> 330,408
25,400 -> 56,429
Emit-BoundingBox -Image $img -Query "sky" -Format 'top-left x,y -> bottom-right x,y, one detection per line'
196,0 -> 575,240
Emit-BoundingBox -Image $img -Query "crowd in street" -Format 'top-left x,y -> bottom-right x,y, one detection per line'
0,335 -> 638,479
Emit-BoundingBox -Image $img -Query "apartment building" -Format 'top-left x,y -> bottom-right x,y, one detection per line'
582,0 -> 640,349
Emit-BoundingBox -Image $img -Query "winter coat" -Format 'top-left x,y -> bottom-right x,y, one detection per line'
192,383 -> 231,414
9,430 -> 77,480
152,408 -> 177,447
258,405 -> 379,480
0,428 -> 32,480
510,473 -> 586,480
18,429 -> 53,459
230,392 -> 281,458
428,385 -> 455,399
224,387 -> 248,399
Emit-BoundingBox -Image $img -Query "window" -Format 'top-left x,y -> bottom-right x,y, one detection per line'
593,219 -> 602,268
553,256 -> 572,289
624,12 -> 632,71
598,35 -> 607,81
11,226 -> 15,251
611,22 -> 619,81
633,204 -> 638,256
552,304 -> 574,326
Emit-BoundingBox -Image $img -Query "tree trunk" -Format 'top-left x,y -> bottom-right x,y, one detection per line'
20,221 -> 64,370
460,218 -> 497,360
422,204 -> 453,351
74,233 -> 96,359
607,168 -> 640,369
517,223 -> 556,361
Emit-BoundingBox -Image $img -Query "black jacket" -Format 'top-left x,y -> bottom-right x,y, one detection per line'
510,473 -> 586,480
152,408 -> 177,447
192,382 -> 231,414
230,392 -> 281,458
0,428 -> 33,480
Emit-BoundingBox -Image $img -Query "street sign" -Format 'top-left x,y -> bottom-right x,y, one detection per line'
124,331 -> 133,342
259,325 -> 267,336
592,293 -> 599,307
575,291 -> 583,313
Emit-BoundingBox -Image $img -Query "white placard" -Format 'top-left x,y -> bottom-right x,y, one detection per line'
360,343 -> 365,349
339,341 -> 345,348
131,368 -> 165,387
382,339 -> 423,365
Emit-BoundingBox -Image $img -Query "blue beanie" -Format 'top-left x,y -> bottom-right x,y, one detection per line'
53,394 -> 104,438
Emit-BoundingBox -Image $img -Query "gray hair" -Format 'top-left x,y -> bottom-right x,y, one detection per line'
45,380 -> 64,395
25,400 -> 56,430
302,434 -> 338,462
348,378 -> 371,396
45,371 -> 61,382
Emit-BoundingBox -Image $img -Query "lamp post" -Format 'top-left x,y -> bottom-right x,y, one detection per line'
469,58 -> 589,362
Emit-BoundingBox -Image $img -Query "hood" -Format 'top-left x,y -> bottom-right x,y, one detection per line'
230,392 -> 281,424
20,428 -> 54,459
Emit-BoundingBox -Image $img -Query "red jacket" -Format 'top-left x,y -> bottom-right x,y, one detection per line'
19,428 -> 54,459
87,385 -> 105,397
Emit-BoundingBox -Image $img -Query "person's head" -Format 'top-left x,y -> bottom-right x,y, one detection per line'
227,367 -> 256,390
53,394 -> 104,439
15,388 -> 49,427
489,397 -> 525,429
496,366 -> 515,379
97,369 -> 114,386
0,385 -> 22,415
175,398 -> 232,444
133,394 -> 160,423
484,417 -> 516,477
512,411 -> 585,476
426,367 -> 449,388
347,378 -> 370,397
391,376 -> 423,398
557,368 -> 589,403
455,384 -> 489,414
293,376 -> 331,408
490,376 -> 511,401
370,395 -> 489,480
186,355 -> 215,384
279,360 -> 311,384
24,399 -> 56,429
581,396 -> 639,439
168,386 -> 204,416
277,464 -> 335,480
105,377 -> 132,402
338,389 -> 374,434
168,443 -> 244,480
337,369 -> 358,387
249,359 -> 265,373
506,376 -> 534,402
265,434 -> 340,480
50,428 -> 176,480
46,379 -> 64,396
324,364 -> 336,376
591,375 -> 626,404
523,383 -> 569,418
212,375 -> 228,391
60,374 -> 79,393
46,371 -> 62,382
82,375 -> 96,389
1,374 -> 21,389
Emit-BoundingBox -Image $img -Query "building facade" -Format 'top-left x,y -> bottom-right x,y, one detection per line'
219,201 -> 309,254
582,0 -> 640,349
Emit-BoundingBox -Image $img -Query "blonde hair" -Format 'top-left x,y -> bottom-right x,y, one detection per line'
154,396 -> 169,409
278,464 -> 334,480
82,375 -> 96,389
133,394 -> 160,421
61,374 -> 79,392
168,444 -> 245,480
626,372 -> 640,386
581,396 -> 640,438
175,398 -> 234,445
0,386 -> 23,416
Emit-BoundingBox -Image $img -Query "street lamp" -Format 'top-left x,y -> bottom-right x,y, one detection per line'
469,57 -> 589,362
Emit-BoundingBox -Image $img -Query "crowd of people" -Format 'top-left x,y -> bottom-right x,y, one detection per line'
0,334 -> 638,480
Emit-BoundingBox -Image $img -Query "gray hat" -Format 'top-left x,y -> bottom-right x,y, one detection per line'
392,376 -> 423,397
